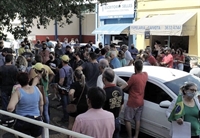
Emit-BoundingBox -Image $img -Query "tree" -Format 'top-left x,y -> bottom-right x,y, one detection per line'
0,0 -> 108,40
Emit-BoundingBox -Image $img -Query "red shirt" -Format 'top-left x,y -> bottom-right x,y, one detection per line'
176,55 -> 185,64
162,54 -> 173,68
127,72 -> 148,108
148,55 -> 157,66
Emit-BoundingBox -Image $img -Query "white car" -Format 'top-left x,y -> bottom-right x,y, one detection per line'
114,66 -> 200,138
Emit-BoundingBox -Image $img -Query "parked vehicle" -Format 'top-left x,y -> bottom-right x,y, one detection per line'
114,66 -> 200,138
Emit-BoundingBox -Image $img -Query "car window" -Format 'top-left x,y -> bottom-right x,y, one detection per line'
164,74 -> 200,95
119,76 -> 129,93
144,82 -> 172,104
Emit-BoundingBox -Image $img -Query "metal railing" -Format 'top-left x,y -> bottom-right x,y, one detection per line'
0,110 -> 93,138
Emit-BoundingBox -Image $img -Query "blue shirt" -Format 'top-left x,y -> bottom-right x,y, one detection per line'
16,86 -> 40,116
110,57 -> 121,69
129,48 -> 138,59
97,55 -> 105,62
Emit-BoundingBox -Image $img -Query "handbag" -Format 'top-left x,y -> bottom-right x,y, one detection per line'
66,85 -> 85,113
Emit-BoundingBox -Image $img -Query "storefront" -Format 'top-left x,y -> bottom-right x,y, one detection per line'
131,0 -> 200,56
92,1 -> 136,47
130,12 -> 197,52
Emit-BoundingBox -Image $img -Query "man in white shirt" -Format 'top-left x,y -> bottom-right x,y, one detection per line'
96,59 -> 127,89
122,45 -> 133,66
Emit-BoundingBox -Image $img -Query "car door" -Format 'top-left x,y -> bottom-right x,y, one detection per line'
142,80 -> 172,138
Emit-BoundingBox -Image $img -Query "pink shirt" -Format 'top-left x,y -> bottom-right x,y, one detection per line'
162,54 -> 173,68
71,108 -> 115,138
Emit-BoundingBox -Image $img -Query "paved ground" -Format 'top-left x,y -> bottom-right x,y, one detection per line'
0,89 -> 154,138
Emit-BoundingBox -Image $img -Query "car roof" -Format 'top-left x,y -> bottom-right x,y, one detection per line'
114,66 -> 189,83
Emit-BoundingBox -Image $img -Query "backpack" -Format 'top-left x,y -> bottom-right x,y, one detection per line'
62,66 -> 73,89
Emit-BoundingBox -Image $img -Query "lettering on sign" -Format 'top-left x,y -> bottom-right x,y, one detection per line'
165,25 -> 181,30
132,25 -> 182,30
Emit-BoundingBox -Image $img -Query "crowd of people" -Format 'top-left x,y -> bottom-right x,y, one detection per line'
0,37 -> 199,138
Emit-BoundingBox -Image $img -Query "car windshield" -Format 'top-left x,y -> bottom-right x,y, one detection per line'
164,74 -> 200,95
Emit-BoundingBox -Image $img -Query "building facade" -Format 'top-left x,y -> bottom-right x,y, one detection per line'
30,13 -> 96,43
134,0 -> 200,55
93,0 -> 136,47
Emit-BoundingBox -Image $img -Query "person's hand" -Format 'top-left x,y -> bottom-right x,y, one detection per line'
176,118 -> 183,125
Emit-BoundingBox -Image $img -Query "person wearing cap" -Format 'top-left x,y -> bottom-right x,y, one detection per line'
58,55 -> 73,122
31,63 -> 50,125
160,47 -> 173,68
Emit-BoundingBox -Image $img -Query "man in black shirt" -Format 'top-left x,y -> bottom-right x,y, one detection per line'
0,55 -> 18,111
102,68 -> 124,138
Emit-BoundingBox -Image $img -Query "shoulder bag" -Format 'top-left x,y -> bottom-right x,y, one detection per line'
66,85 -> 85,113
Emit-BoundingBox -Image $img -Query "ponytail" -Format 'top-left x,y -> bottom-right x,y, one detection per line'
74,69 -> 85,87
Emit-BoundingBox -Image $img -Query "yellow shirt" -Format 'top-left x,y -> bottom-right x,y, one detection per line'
18,47 -> 25,56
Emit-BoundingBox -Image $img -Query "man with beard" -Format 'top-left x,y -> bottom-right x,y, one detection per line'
39,43 -> 50,64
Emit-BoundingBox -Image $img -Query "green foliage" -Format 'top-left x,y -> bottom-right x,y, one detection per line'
0,0 -> 107,40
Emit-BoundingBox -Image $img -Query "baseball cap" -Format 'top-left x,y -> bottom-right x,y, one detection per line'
60,55 -> 70,62
32,63 -> 44,71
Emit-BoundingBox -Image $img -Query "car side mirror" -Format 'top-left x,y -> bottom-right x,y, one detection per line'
159,100 -> 171,108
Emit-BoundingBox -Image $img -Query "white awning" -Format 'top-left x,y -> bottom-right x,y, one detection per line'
92,24 -> 131,35
130,12 -> 197,36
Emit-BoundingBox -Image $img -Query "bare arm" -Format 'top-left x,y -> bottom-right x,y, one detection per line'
31,77 -> 40,86
59,78 -> 65,86
7,91 -> 20,112
76,66 -> 83,71
69,89 -> 75,102
36,87 -> 44,116
128,59 -> 134,66
116,75 -> 128,90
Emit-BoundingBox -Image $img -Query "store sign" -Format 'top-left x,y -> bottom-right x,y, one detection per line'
132,25 -> 182,31
99,1 -> 134,19
144,29 -> 150,39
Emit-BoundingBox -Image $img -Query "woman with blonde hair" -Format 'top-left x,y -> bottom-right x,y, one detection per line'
15,56 -> 28,72
67,69 -> 88,130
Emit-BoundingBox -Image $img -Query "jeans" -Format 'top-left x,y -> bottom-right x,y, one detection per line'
15,49 -> 18,58
113,118 -> 121,138
43,97 -> 50,124
177,63 -> 184,71
61,94 -> 69,120
1,91 -> 10,111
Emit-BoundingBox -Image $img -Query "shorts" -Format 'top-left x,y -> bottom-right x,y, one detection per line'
124,105 -> 144,121
69,104 -> 88,118
14,115 -> 43,138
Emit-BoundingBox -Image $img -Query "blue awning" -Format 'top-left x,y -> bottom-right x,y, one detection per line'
92,24 -> 131,34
